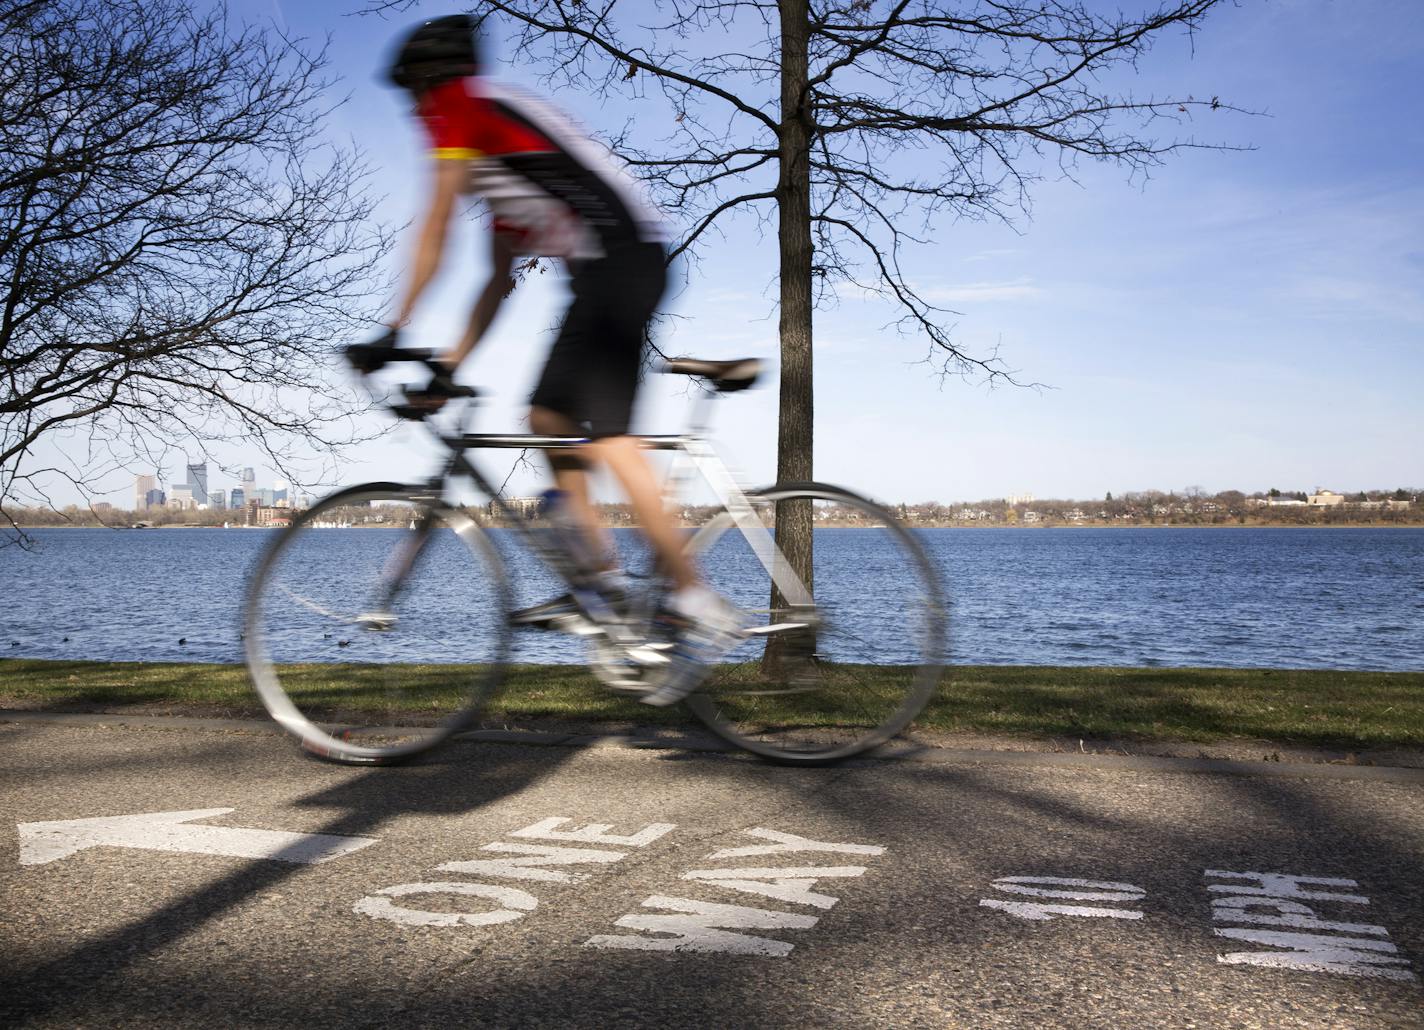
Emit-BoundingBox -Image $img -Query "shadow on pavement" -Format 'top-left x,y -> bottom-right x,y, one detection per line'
1,735 -> 588,1026
2,725 -> 1420,1026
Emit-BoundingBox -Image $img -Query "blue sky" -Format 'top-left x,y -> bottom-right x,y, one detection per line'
48,1 -> 1424,505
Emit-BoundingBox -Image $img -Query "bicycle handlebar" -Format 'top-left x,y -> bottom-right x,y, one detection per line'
344,340 -> 480,423
344,340 -> 443,375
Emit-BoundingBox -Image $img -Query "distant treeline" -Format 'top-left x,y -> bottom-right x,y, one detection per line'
889,488 -> 1422,527
7,487 -> 1422,530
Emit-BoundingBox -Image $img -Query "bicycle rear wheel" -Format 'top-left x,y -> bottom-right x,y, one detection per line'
244,483 -> 511,764
682,483 -> 946,764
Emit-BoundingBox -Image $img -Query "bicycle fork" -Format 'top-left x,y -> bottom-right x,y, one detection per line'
355,514 -> 439,632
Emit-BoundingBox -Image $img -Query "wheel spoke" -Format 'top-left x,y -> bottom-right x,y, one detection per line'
683,484 -> 944,763
244,487 -> 510,764
274,582 -> 366,624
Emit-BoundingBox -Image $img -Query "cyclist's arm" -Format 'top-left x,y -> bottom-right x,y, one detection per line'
390,159 -> 465,329
444,230 -> 516,371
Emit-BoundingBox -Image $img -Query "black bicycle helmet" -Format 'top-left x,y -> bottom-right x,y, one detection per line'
388,14 -> 479,92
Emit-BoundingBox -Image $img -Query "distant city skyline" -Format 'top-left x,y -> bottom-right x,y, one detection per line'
130,461 -> 303,513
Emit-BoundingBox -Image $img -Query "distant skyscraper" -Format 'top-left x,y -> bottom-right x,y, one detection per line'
145,488 -> 166,508
186,460 -> 208,506
208,489 -> 225,510
134,473 -> 157,510
241,467 -> 256,489
171,484 -> 194,509
229,487 -> 246,510
273,478 -> 288,506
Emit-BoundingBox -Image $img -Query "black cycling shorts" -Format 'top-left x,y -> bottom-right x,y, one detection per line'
530,241 -> 667,439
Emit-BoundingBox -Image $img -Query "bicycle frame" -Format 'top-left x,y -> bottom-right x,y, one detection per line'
418,390 -> 814,613
249,360 -> 944,765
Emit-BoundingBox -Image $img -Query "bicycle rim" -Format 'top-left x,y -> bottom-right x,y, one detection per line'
243,484 -> 510,764
682,483 -> 946,764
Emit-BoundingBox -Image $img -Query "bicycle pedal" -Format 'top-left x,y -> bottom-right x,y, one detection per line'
624,644 -> 672,666
558,615 -> 605,637
509,593 -> 579,629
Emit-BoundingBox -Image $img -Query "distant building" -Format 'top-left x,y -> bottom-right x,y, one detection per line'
171,484 -> 194,509
145,488 -> 166,508
134,473 -> 158,510
487,497 -> 542,520
247,504 -> 287,527
241,467 -> 256,489
229,488 -> 245,510
186,460 -> 208,506
273,479 -> 289,506
1006,493 -> 1035,506
1308,490 -> 1344,507
1355,499 -> 1414,512
208,489 -> 225,510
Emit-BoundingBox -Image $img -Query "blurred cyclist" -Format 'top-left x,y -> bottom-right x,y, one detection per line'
372,14 -> 737,706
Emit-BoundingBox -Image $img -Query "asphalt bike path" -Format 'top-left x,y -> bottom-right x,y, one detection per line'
1,719 -> 1420,1028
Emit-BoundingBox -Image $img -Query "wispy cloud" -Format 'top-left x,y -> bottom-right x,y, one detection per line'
1279,275 -> 1424,326
921,279 -> 1046,305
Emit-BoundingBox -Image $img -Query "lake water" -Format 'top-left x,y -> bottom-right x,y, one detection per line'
3,527 -> 1422,671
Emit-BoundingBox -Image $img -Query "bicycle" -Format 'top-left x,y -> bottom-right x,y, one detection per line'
243,345 -> 946,766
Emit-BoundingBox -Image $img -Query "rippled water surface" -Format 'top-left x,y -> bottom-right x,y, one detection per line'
4,527 -> 1422,670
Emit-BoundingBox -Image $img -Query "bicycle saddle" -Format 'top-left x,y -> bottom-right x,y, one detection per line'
661,357 -> 762,393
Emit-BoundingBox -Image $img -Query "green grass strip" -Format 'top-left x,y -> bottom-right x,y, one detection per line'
3,658 -> 1420,750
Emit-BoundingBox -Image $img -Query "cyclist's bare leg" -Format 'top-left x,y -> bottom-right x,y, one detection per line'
529,406 -> 615,567
558,472 -> 617,570
529,404 -> 696,590
586,434 -> 697,591
528,408 -> 735,709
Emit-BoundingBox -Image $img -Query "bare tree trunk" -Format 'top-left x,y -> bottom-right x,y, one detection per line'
766,0 -> 814,672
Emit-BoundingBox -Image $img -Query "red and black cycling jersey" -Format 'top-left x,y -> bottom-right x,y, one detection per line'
418,77 -> 664,261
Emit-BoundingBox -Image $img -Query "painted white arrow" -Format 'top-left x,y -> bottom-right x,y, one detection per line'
18,808 -> 378,867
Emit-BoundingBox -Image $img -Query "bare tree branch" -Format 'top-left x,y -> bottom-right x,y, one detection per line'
362,0 -> 1247,597
1,0 -> 391,537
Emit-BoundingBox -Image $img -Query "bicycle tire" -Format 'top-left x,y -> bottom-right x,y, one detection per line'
243,482 -> 511,764
682,482 -> 946,764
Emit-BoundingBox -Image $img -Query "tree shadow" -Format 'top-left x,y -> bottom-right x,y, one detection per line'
1,736 -> 587,1025
781,753 -> 1424,1020
933,668 -> 1424,752
3,731 -> 1420,1026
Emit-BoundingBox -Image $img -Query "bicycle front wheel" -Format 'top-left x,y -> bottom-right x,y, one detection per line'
244,483 -> 511,764
682,483 -> 946,763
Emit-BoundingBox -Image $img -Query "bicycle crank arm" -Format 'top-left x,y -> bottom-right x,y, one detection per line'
355,611 -> 398,632
745,620 -> 814,636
